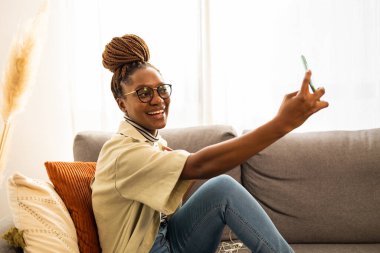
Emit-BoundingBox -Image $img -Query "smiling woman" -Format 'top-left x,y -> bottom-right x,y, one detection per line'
91,32 -> 328,253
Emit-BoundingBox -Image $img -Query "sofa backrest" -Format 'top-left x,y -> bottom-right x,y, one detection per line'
242,128 -> 380,244
73,131 -> 112,162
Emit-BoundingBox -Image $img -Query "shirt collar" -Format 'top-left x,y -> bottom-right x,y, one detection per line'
119,117 -> 160,143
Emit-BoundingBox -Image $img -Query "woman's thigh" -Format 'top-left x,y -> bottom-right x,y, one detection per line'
167,175 -> 236,253
166,175 -> 294,253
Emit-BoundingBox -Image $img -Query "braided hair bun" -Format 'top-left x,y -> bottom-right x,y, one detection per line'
102,34 -> 150,72
102,34 -> 153,99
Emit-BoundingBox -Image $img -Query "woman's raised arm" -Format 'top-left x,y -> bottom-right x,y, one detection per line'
180,70 -> 328,180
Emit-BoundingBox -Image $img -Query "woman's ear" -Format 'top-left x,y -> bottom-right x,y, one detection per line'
116,98 -> 128,114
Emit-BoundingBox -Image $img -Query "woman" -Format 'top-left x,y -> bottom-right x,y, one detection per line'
91,34 -> 328,253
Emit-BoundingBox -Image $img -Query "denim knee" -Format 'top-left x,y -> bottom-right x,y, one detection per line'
208,174 -> 236,186
205,175 -> 245,203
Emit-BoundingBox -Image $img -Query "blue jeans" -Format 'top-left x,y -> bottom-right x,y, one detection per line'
150,175 -> 294,253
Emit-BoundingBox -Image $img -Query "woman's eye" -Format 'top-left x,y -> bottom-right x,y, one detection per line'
158,87 -> 168,93
139,92 -> 149,98
137,88 -> 152,98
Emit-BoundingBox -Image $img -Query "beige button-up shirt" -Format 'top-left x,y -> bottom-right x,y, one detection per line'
91,121 -> 191,253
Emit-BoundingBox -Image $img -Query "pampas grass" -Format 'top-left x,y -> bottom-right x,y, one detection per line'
0,1 -> 49,182
1,26 -> 36,122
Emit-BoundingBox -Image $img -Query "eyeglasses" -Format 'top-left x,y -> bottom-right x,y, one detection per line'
124,84 -> 172,103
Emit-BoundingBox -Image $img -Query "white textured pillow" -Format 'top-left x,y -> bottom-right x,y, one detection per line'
7,172 -> 80,253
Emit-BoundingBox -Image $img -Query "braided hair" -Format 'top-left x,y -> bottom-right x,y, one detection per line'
102,34 -> 159,99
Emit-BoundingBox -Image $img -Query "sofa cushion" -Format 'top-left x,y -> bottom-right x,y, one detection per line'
7,172 -> 80,253
45,162 -> 101,253
73,124 -> 241,241
242,128 -> 380,243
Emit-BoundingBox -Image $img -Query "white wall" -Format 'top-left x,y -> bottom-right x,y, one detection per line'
0,0 -> 74,219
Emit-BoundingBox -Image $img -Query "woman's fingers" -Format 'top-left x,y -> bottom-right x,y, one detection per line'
297,69 -> 328,109
295,84 -> 329,116
315,99 -> 329,110
300,70 -> 312,95
314,86 -> 326,100
311,87 -> 329,112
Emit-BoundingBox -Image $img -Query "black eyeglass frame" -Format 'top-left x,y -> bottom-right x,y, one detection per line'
124,84 -> 172,103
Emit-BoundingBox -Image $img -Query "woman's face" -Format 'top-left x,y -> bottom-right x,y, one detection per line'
119,67 -> 170,134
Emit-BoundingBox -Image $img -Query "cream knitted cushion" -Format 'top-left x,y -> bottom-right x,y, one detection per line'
7,172 -> 80,253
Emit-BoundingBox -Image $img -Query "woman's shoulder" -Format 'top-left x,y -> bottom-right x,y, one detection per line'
101,132 -> 150,154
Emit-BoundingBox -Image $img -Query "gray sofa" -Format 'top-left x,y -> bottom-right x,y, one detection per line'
1,125 -> 379,252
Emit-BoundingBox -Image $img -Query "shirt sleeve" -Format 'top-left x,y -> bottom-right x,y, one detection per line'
114,139 -> 192,214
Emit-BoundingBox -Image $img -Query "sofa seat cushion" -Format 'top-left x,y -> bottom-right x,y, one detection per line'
242,128 -> 380,243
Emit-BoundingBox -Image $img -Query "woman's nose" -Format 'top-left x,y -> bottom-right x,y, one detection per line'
149,90 -> 164,105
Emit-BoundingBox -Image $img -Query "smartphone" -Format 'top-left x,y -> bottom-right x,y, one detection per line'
301,55 -> 316,92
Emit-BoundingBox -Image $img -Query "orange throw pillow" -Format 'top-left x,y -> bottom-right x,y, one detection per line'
45,161 -> 101,253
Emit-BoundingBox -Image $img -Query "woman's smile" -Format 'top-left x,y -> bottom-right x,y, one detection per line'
146,108 -> 166,120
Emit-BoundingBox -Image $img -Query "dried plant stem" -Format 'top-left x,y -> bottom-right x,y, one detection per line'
0,121 -> 11,174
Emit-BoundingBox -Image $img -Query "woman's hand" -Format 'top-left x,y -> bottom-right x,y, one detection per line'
274,70 -> 329,134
